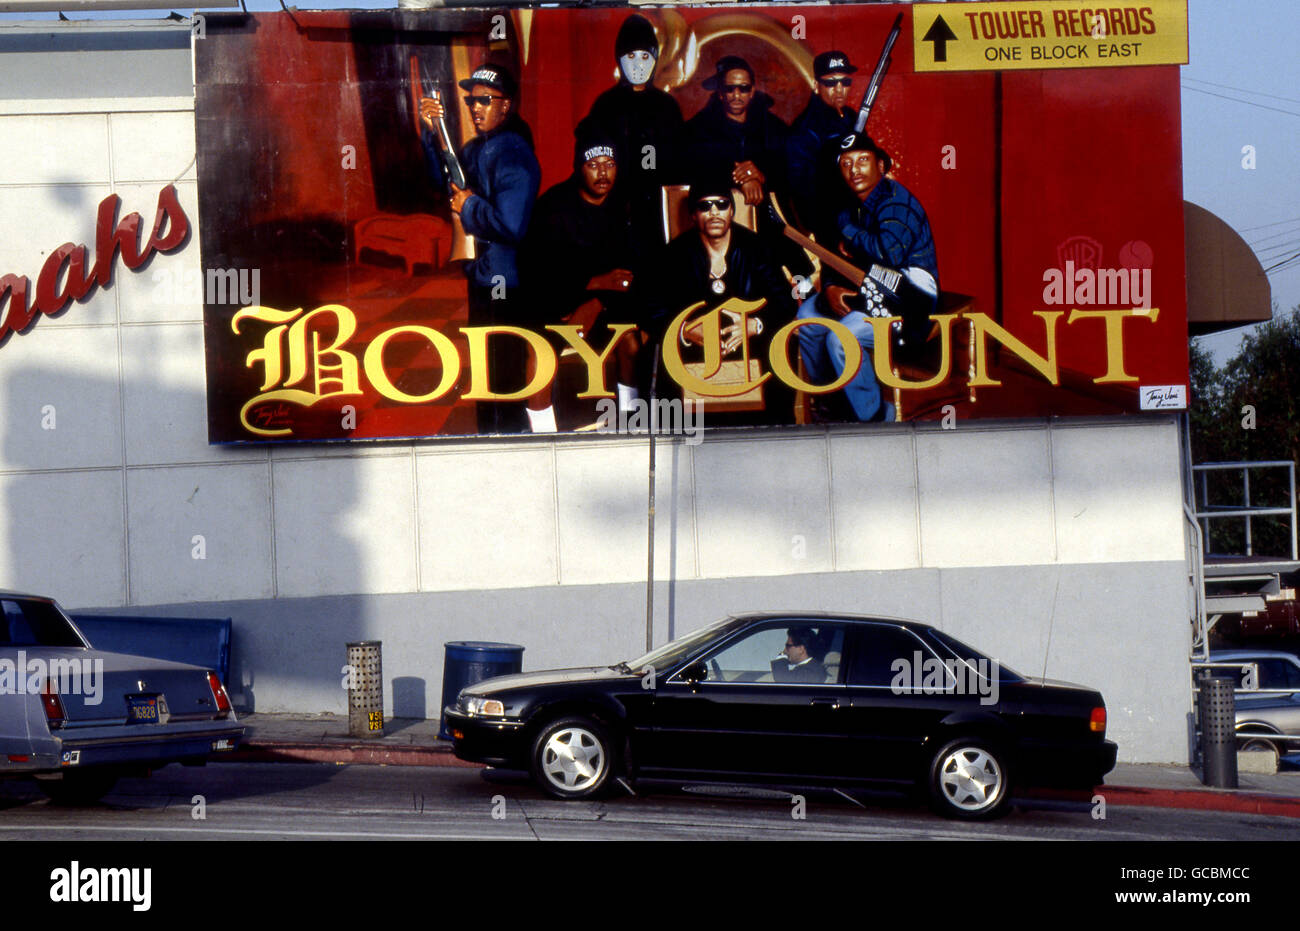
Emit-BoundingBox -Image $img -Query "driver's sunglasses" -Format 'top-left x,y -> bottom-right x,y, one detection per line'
694,197 -> 732,212
722,83 -> 753,95
464,93 -> 506,107
819,77 -> 853,88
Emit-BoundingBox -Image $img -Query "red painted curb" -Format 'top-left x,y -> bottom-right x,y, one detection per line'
1100,784 -> 1300,819
225,741 -> 483,769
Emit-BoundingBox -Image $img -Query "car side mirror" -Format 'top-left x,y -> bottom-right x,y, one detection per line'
682,661 -> 708,687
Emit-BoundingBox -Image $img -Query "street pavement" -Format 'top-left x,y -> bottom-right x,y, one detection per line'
227,712 -> 1300,819
2,762 -> 1298,841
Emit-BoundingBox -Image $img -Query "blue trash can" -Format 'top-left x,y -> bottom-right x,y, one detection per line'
439,641 -> 525,739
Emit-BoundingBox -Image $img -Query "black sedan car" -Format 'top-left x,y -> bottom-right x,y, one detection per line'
442,613 -> 1117,819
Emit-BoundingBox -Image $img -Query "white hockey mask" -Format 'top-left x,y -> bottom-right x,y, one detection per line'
619,50 -> 656,87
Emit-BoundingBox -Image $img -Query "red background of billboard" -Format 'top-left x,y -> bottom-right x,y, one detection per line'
197,5 -> 1186,441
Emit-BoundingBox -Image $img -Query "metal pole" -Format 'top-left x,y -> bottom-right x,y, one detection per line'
645,345 -> 660,654
1244,468 -> 1252,556
1290,462 -> 1298,560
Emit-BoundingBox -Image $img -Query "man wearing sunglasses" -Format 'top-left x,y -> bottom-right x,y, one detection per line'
788,51 -> 861,249
772,627 -> 828,684
420,64 -> 541,433
683,55 -> 791,209
640,173 -> 797,424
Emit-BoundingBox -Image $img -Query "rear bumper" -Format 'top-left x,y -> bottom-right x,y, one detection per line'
4,722 -> 244,775
1018,739 -> 1118,789
442,707 -> 527,768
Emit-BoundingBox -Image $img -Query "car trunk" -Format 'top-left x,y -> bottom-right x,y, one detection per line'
30,648 -> 218,726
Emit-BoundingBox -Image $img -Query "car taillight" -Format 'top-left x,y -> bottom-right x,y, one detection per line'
207,672 -> 232,716
1090,706 -> 1107,733
41,682 -> 65,728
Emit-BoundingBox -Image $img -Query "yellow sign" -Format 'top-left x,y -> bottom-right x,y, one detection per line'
912,0 -> 1188,72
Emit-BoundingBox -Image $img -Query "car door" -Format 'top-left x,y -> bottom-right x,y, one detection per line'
841,623 -> 975,782
642,621 -> 850,782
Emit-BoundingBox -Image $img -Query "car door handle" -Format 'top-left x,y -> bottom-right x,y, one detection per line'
809,698 -> 842,709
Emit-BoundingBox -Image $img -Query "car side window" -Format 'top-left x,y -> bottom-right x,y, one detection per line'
0,600 -> 30,646
846,626 -> 937,688
700,624 -> 845,685
1258,659 -> 1300,690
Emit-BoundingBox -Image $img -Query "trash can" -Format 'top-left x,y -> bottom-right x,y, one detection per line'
439,641 -> 525,740
1198,675 -> 1237,788
347,640 -> 384,738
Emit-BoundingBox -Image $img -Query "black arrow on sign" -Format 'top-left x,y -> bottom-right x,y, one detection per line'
922,15 -> 957,62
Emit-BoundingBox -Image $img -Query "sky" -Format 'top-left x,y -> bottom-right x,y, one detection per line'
4,0 -> 1295,366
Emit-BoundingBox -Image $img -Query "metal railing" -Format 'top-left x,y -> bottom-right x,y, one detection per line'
1193,461 -> 1298,559
1184,502 -> 1209,658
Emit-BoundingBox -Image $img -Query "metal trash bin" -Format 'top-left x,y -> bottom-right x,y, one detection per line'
347,640 -> 384,738
1198,675 -> 1237,788
439,641 -> 525,740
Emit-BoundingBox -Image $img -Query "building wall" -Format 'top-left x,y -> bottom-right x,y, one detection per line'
0,28 -> 1193,762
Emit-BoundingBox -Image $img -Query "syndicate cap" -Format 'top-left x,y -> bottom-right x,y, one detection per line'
458,64 -> 518,98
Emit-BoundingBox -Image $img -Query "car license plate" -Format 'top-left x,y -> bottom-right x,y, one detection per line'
126,694 -> 161,724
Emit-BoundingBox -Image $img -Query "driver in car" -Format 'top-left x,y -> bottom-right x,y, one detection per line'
772,627 -> 827,683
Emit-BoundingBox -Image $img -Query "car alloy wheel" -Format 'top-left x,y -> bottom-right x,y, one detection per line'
531,716 -> 612,800
928,738 -> 1010,819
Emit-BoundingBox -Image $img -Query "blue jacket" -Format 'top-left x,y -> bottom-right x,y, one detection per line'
838,177 -> 938,285
424,116 -> 540,288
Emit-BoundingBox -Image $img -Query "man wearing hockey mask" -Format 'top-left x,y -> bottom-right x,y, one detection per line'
579,13 -> 685,257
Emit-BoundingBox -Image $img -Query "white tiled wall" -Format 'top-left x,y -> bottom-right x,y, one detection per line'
0,94 -> 1190,612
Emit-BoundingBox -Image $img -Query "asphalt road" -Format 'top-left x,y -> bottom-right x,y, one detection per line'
1,763 -> 1298,841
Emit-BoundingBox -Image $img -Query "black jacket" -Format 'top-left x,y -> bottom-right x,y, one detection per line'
787,93 -> 857,245
579,83 -> 685,256
641,223 -> 795,345
519,176 -> 636,326
682,92 -> 791,195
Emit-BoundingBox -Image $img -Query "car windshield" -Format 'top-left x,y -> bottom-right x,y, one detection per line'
623,616 -> 747,673
0,598 -> 87,648
927,629 -> 1024,682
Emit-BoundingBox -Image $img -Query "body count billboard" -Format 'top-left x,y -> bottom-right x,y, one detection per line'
195,1 -> 1188,442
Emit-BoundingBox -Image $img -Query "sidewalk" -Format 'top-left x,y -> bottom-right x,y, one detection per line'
226,712 -> 1300,818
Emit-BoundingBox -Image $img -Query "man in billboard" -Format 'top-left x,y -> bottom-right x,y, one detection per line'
420,64 -> 541,433
578,13 -> 684,258
683,55 -> 790,207
520,128 -> 640,431
642,172 -> 796,424
795,133 -> 938,423
788,51 -> 859,248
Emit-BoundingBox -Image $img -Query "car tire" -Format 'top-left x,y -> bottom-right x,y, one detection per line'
530,716 -> 615,800
926,738 -> 1011,820
1238,733 -> 1281,755
38,770 -> 118,806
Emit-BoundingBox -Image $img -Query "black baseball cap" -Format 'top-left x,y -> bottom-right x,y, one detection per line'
458,64 -> 518,98
813,50 -> 859,77
702,55 -> 755,91
837,132 -> 892,173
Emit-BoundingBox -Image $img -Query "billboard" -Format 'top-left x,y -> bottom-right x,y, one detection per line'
195,2 -> 1189,442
